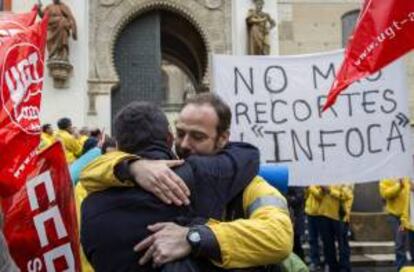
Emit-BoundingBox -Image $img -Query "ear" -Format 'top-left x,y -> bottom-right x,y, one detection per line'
167,130 -> 174,149
217,130 -> 230,149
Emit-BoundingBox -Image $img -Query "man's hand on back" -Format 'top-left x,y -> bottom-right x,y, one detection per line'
134,222 -> 191,267
129,160 -> 191,206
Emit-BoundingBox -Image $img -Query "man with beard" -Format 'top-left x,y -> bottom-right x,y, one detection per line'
133,93 -> 292,270
80,100 -> 261,271
81,93 -> 293,271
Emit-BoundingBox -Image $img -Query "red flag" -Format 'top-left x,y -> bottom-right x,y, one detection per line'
324,0 -> 414,110
2,142 -> 81,272
0,16 -> 48,197
0,7 -> 37,31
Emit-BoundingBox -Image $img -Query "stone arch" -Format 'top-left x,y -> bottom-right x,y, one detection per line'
88,0 -> 230,128
111,1 -> 211,86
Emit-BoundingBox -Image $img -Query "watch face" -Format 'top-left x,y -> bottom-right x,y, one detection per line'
189,231 -> 201,243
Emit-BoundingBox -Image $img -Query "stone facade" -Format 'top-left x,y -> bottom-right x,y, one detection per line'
88,0 -> 232,129
278,1 -> 359,54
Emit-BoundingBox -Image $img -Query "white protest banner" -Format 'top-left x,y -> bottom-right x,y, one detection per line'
212,50 -> 413,186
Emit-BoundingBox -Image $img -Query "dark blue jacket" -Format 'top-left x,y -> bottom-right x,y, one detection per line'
81,142 -> 259,272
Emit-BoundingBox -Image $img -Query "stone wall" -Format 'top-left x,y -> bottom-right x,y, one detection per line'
278,1 -> 359,54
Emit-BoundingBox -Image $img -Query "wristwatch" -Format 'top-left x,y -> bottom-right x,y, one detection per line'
186,226 -> 202,255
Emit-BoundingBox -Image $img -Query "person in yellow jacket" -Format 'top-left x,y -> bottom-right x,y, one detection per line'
317,185 -> 353,272
55,117 -> 82,164
79,94 -> 293,270
39,123 -> 55,151
305,185 -> 324,272
381,177 -> 414,271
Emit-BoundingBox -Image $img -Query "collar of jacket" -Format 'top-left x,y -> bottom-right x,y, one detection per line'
135,141 -> 177,160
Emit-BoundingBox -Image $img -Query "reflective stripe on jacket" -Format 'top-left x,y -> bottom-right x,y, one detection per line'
207,176 -> 293,269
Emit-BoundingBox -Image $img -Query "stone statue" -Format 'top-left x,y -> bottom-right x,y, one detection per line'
38,0 -> 77,61
246,0 -> 276,55
38,0 -> 77,88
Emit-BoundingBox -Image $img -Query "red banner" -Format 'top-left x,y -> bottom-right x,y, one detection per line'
0,7 -> 37,35
2,142 -> 81,272
324,0 -> 414,110
0,16 -> 48,197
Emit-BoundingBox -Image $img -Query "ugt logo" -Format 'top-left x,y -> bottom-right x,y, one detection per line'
0,42 -> 43,134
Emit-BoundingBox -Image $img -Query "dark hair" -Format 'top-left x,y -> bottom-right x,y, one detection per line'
102,136 -> 117,154
90,128 -> 101,138
113,101 -> 170,153
184,93 -> 231,135
42,124 -> 52,133
82,138 -> 98,155
57,117 -> 72,130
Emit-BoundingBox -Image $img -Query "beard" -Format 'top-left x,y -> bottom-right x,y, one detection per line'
175,144 -> 191,159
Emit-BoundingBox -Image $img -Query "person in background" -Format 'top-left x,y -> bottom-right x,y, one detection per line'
287,186 -> 306,261
305,186 -> 323,272
317,185 -> 353,272
55,117 -> 83,164
101,136 -> 117,154
39,123 -> 55,151
380,177 -> 414,271
82,128 -> 102,155
79,127 -> 90,147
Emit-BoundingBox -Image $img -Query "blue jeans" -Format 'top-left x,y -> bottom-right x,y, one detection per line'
388,215 -> 414,271
307,215 -> 322,266
319,216 -> 351,272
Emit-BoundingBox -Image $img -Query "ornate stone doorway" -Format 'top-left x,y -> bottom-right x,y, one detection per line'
111,8 -> 208,121
88,0 -> 231,130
